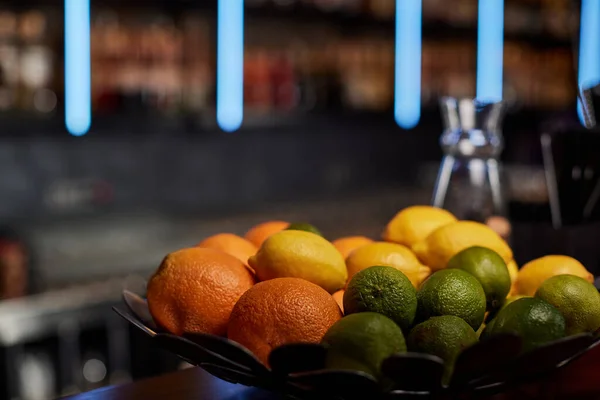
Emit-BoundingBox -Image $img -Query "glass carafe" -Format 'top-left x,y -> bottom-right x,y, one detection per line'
432,97 -> 506,222
579,82 -> 600,129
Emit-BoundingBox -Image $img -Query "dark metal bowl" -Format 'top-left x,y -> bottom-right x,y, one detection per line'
114,290 -> 600,399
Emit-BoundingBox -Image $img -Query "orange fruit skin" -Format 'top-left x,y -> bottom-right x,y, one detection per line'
332,290 -> 345,313
147,247 -> 255,336
244,221 -> 290,248
196,233 -> 258,266
228,277 -> 342,365
332,236 -> 374,259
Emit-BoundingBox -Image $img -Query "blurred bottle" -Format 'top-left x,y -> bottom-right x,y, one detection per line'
0,10 -> 18,112
17,10 -> 58,114
270,52 -> 297,111
369,0 -> 395,20
245,48 -> 273,114
92,10 -> 123,114
181,14 -> 212,113
142,17 -> 184,115
0,227 -> 29,300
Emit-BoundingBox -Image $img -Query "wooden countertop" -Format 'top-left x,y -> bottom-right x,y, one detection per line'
63,343 -> 600,400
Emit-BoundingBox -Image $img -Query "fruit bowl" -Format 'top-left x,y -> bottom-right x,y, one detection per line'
115,290 -> 600,399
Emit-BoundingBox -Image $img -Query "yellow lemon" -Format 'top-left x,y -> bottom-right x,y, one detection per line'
345,242 -> 430,287
412,221 -> 513,271
507,259 -> 519,296
516,255 -> 594,296
249,230 -> 347,293
383,206 -> 457,247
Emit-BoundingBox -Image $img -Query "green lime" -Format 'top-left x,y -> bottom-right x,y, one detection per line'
417,269 -> 486,330
407,315 -> 478,384
486,297 -> 565,351
486,295 -> 530,323
344,266 -> 417,333
447,246 -> 511,310
480,317 -> 496,340
535,274 -> 600,335
321,312 -> 406,378
285,222 -> 323,237
503,295 -> 529,308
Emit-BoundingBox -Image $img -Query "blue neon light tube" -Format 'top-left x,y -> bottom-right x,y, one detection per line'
578,0 -> 600,124
394,0 -> 422,129
217,0 -> 244,132
65,0 -> 91,136
476,0 -> 504,102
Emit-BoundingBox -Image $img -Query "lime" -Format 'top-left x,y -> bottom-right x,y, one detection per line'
285,222 -> 323,237
321,312 -> 406,378
344,266 -> 417,332
486,297 -> 565,351
486,294 -> 530,323
503,295 -> 529,308
535,274 -> 600,335
407,315 -> 478,384
447,246 -> 511,310
417,269 -> 486,330
480,317 -> 496,340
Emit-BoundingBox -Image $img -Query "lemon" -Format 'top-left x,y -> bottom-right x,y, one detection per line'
411,221 -> 513,271
382,206 -> 457,247
516,255 -> 594,296
249,230 -> 347,293
345,242 -> 431,288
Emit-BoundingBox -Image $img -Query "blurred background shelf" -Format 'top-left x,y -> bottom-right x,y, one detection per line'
0,0 -> 579,127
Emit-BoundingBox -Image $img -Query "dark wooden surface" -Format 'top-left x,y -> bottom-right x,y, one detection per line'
61,367 -> 281,400
63,343 -> 600,400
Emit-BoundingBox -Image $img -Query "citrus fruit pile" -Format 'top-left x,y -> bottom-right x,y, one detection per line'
145,205 -> 599,384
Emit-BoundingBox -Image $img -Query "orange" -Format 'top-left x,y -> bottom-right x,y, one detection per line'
196,233 -> 258,266
147,247 -> 255,336
244,221 -> 290,248
228,277 -> 342,365
333,290 -> 345,313
332,236 -> 374,259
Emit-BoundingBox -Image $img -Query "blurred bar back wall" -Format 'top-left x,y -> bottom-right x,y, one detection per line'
0,0 -> 585,398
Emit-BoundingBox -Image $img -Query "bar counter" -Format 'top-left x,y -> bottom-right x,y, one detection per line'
64,341 -> 600,400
